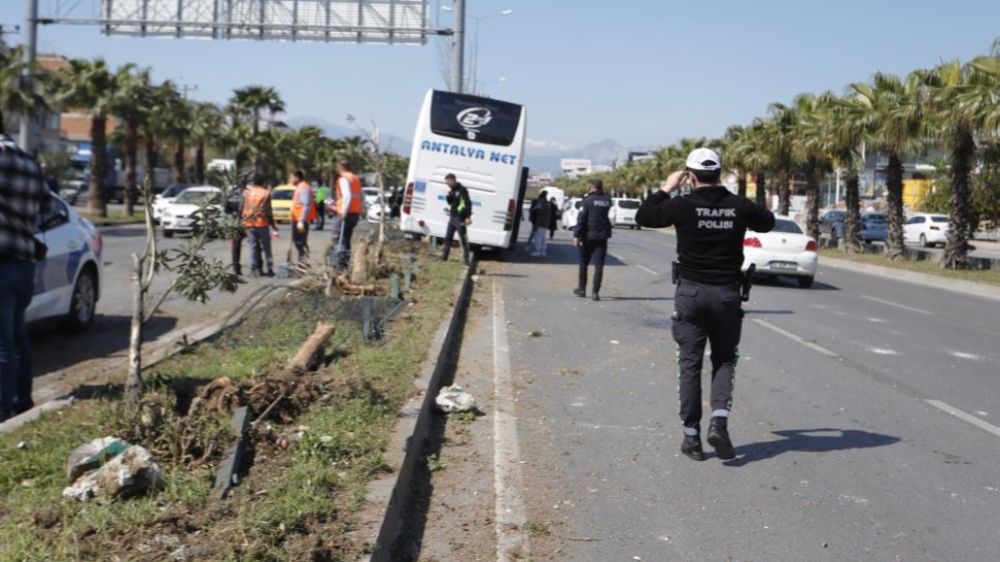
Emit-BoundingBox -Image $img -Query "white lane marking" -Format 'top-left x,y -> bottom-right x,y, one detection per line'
869,347 -> 899,356
925,399 -> 1000,438
866,317 -> 887,324
752,318 -> 839,358
860,294 -> 932,316
492,281 -> 530,561
949,351 -> 981,361
636,264 -> 660,276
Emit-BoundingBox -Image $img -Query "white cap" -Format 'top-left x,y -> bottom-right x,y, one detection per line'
685,148 -> 722,171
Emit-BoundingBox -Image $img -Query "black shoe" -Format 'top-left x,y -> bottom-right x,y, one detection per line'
707,417 -> 735,460
681,434 -> 704,461
592,293 -> 600,301
264,270 -> 275,278
573,288 -> 585,298
250,269 -> 262,278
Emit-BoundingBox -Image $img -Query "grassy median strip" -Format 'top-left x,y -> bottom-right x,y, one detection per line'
0,246 -> 461,562
820,248 -> 1000,287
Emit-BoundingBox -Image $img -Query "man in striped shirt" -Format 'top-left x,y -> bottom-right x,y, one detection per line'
0,134 -> 50,421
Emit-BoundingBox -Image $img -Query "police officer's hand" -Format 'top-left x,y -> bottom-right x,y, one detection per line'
662,170 -> 693,193
573,237 -> 581,247
464,218 -> 472,226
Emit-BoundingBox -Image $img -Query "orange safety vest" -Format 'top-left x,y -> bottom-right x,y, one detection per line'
291,181 -> 317,223
241,186 -> 272,228
337,172 -> 363,215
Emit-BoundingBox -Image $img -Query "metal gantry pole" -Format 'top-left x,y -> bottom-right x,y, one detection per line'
449,0 -> 465,93
19,0 -> 39,152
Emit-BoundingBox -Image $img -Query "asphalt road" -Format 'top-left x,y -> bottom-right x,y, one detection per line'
478,227 -> 1000,561
28,215 -> 345,395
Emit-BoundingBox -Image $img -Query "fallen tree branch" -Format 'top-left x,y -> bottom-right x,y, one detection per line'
283,321 -> 336,376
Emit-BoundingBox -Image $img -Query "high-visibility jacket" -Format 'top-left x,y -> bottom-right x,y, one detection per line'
291,181 -> 316,223
337,172 -> 363,215
241,186 -> 273,228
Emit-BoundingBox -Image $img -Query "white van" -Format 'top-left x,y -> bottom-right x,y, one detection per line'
400,90 -> 528,250
611,197 -> 642,229
562,197 -> 583,230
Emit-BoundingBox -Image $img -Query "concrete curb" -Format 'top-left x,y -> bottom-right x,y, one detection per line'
357,258 -> 478,562
819,256 -> 1000,302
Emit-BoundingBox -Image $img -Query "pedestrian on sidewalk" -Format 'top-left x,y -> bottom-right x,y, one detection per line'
529,190 -> 551,257
241,174 -> 279,277
0,134 -> 50,421
573,180 -> 612,301
330,161 -> 362,270
636,148 -> 775,462
313,181 -> 330,231
441,173 -> 472,265
224,186 -> 245,275
290,170 -> 315,262
548,197 -> 559,240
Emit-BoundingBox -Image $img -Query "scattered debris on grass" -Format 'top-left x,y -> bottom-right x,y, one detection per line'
435,385 -> 477,413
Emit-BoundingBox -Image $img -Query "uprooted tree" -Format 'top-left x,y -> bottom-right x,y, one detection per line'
125,171 -> 244,407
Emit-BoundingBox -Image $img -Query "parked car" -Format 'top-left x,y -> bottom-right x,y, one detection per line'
562,197 -> 583,230
27,194 -> 103,331
151,183 -> 191,222
742,216 -> 818,288
160,186 -> 223,238
366,198 -> 388,223
362,187 -> 380,211
904,213 -> 949,247
269,185 -> 296,223
610,197 -> 641,229
820,210 -> 887,243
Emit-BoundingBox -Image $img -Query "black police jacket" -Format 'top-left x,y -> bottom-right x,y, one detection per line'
636,186 -> 775,284
445,184 -> 473,220
574,192 -> 613,241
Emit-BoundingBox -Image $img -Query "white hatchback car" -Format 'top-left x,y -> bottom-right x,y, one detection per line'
160,186 -> 223,238
151,183 -> 191,222
610,198 -> 642,229
27,194 -> 103,330
742,216 -> 819,288
904,213 -> 949,247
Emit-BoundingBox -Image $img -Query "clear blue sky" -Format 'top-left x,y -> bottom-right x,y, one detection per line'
2,0 -> 999,148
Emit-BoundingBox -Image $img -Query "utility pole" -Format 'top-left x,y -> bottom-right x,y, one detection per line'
449,0 -> 465,93
19,0 -> 39,151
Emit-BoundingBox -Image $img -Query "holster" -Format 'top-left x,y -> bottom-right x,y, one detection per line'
741,264 -> 756,302
671,261 -> 680,285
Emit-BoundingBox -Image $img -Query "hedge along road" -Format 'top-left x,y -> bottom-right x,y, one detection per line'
27,219 -> 317,403
486,226 -> 1000,561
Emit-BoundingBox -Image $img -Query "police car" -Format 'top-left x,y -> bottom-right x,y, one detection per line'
27,194 -> 103,330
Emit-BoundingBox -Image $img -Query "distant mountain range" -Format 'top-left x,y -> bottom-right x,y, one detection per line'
285,115 -> 643,175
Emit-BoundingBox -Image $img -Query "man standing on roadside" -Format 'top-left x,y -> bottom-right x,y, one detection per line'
573,179 -> 612,301
313,181 -> 330,231
290,170 -> 315,261
331,161 -> 362,269
636,148 -> 774,462
441,173 -> 472,265
0,134 -> 50,422
241,174 -> 279,277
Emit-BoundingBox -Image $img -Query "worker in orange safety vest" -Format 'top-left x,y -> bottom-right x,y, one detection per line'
290,170 -> 316,262
330,160 -> 363,269
240,173 -> 279,277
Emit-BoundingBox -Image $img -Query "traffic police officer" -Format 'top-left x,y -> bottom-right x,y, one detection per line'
573,179 -> 613,301
636,148 -> 775,461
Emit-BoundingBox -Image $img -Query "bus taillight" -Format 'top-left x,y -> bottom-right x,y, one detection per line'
403,182 -> 415,215
504,198 -> 516,231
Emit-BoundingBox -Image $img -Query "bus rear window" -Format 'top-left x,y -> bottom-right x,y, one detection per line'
430,91 -> 522,147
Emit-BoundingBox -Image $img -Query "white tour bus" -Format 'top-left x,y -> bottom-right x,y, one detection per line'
400,89 -> 528,250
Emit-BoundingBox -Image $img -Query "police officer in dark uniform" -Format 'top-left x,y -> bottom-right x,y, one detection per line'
573,179 -> 613,301
442,173 -> 473,265
636,148 -> 775,461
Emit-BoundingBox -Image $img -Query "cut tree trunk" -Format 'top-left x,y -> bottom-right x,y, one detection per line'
283,322 -> 336,376
942,128 -> 975,269
126,253 -> 145,407
805,156 -> 821,242
124,120 -> 139,216
755,171 -> 767,209
884,151 -> 905,260
350,239 -> 370,285
87,115 -> 108,218
844,171 -> 862,253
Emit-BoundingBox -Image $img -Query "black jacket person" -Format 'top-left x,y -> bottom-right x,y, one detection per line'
442,173 -> 472,264
573,179 -> 613,300
636,148 -> 774,462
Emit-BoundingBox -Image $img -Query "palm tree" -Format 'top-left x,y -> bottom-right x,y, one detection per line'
0,45 -> 48,137
764,103 -> 798,215
723,125 -> 751,197
741,118 -> 774,209
56,59 -> 117,217
189,102 -> 223,184
820,94 -> 867,253
792,93 -> 831,242
111,64 -> 152,216
140,82 -> 175,196
847,72 -> 925,259
158,89 -> 191,183
229,86 -> 285,172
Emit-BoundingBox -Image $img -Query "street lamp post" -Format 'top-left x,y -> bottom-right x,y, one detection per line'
449,0 -> 465,93
19,0 -> 39,151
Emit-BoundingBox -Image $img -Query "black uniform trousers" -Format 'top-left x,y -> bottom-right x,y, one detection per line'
442,216 -> 470,263
577,239 -> 607,294
671,278 -> 743,429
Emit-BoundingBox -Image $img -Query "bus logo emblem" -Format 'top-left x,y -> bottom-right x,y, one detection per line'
457,107 -> 492,140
